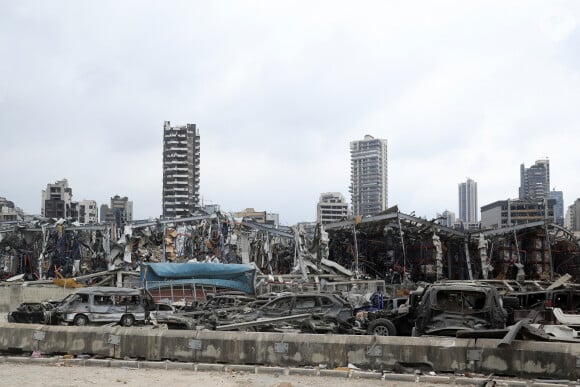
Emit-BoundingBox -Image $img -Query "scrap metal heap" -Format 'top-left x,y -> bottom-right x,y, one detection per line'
0,208 -> 579,285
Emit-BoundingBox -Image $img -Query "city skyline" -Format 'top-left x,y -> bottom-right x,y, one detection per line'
2,2 -> 580,225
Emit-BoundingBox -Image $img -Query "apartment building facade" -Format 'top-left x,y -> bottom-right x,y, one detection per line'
41,179 -> 74,219
100,195 -> 133,226
162,121 -> 200,218
317,192 -> 351,224
350,135 -> 388,217
519,158 -> 550,201
481,198 -> 556,229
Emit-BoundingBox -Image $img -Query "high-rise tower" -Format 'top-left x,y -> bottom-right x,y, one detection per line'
519,158 -> 550,201
162,121 -> 200,218
349,135 -> 388,217
458,178 -> 478,223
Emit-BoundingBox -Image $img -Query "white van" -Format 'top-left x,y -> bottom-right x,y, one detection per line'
55,287 -> 147,327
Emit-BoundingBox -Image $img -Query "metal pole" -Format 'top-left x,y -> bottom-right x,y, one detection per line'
353,224 -> 359,279
545,224 -> 554,281
397,213 -> 407,268
464,236 -> 473,280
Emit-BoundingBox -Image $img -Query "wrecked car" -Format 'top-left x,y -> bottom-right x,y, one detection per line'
55,287 -> 147,327
359,290 -> 422,336
413,282 -> 508,336
148,303 -> 196,329
7,301 -> 58,325
215,292 -> 355,333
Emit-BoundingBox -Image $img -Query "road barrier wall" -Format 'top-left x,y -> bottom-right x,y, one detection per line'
0,285 -> 75,312
0,323 -> 578,380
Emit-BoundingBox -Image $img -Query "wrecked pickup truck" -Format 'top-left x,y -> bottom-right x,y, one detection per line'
412,282 -> 508,336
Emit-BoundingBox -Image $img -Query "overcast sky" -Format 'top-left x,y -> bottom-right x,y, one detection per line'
1,1 -> 580,225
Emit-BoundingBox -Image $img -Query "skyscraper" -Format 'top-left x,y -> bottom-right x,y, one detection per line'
458,178 -> 478,223
162,121 -> 200,218
519,158 -> 550,201
350,135 -> 388,217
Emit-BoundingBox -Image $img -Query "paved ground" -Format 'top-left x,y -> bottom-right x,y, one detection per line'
0,362 -> 428,387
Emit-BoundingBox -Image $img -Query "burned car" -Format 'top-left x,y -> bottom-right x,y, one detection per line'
359,291 -> 423,336
7,301 -> 58,325
413,282 -> 508,336
216,292 -> 355,333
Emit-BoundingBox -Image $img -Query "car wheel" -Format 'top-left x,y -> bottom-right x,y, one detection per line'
120,314 -> 136,327
73,314 -> 89,326
368,318 -> 397,336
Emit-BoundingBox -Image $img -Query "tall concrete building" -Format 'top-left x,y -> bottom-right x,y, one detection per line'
350,135 -> 388,217
519,158 -> 550,201
41,179 -> 73,219
317,192 -> 351,224
458,178 -> 478,223
162,121 -> 200,218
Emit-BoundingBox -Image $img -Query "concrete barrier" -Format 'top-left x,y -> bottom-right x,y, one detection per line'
0,285 -> 75,312
0,322 -> 579,380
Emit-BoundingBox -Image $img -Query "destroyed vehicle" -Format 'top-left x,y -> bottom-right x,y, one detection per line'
457,279 -> 580,326
148,303 -> 196,329
178,292 -> 257,323
55,287 -> 147,327
413,283 -> 508,337
360,290 -> 423,336
7,302 -> 58,325
245,292 -> 294,310
217,292 -> 355,333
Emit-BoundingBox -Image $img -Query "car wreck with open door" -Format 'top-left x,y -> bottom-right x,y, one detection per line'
413,282 -> 508,336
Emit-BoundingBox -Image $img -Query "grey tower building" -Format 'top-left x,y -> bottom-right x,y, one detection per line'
519,158 -> 550,201
458,178 -> 478,223
162,121 -> 200,218
350,135 -> 388,217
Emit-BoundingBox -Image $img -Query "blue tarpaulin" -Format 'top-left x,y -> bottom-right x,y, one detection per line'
140,262 -> 256,295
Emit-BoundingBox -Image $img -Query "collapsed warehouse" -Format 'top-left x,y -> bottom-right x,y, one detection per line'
0,208 -> 579,286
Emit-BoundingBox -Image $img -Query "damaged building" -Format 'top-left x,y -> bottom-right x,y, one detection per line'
325,207 -> 580,283
0,206 -> 579,288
